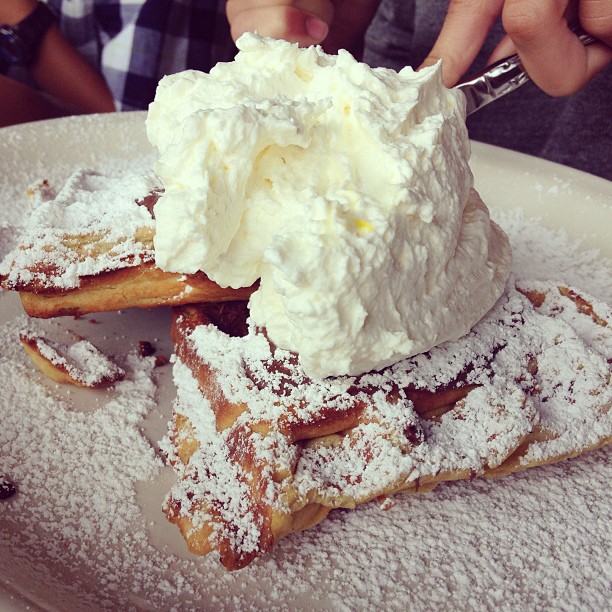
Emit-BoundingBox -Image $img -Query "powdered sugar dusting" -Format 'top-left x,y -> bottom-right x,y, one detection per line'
164,278 -> 609,565
19,330 -> 125,387
495,207 -> 612,303
0,116 -> 610,609
0,169 -> 159,290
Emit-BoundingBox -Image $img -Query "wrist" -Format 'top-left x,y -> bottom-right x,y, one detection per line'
0,1 -> 57,70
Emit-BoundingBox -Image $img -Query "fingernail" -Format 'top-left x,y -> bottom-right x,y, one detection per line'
306,16 -> 329,42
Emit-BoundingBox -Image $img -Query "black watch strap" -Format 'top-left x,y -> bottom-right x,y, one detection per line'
17,1 -> 57,63
0,1 -> 57,67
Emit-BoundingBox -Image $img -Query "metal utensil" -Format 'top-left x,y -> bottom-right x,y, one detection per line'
456,26 -> 598,116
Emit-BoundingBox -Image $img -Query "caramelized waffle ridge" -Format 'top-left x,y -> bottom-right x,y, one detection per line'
0,170 -> 253,317
161,279 -> 610,570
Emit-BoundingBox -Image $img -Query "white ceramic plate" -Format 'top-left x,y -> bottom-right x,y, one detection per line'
0,113 -> 610,611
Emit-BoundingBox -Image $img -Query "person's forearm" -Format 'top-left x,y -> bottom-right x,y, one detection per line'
0,0 -> 115,114
0,74 -> 67,127
30,26 -> 116,113
0,0 -> 37,22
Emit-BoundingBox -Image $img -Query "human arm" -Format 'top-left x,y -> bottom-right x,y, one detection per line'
0,0 -> 115,126
0,73 -> 70,127
225,0 -> 381,56
420,0 -> 612,96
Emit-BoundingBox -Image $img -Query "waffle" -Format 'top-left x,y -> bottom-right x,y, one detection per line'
19,331 -> 125,388
0,169 -> 252,317
161,279 -> 611,570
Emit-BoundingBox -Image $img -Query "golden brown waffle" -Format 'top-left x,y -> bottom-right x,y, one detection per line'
161,280 -> 610,570
19,332 -> 125,388
0,170 -> 252,317
13,263 -> 254,318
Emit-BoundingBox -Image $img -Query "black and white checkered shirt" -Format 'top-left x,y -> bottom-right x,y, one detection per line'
47,0 -> 237,110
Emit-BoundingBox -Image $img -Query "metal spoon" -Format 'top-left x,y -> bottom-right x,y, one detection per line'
456,26 -> 598,116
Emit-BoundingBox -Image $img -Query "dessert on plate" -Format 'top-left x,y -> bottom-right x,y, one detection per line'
143,35 -> 610,568
163,280 -> 611,569
19,331 -> 126,388
1,34 -> 609,571
0,170 -> 253,318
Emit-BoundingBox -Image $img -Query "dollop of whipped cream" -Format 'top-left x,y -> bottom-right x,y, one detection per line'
146,33 -> 511,378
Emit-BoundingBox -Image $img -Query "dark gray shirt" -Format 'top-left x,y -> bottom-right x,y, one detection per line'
364,0 -> 612,180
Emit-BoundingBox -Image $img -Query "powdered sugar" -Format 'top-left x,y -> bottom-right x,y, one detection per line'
189,322 -> 367,424
19,331 -> 125,387
163,360 -> 276,558
0,224 -> 19,264
494,207 -> 612,304
0,169 -> 158,290
165,278 -> 609,564
0,313 -> 163,606
0,116 -> 610,609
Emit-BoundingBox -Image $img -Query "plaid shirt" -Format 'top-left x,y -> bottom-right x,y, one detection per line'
46,0 -> 237,110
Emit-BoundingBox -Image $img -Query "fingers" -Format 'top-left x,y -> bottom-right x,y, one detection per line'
419,0 -> 505,86
502,0 -> 612,96
579,0 -> 612,47
226,0 -> 334,47
486,33 -> 516,64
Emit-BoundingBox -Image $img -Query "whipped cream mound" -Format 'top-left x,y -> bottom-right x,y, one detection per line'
146,33 -> 511,379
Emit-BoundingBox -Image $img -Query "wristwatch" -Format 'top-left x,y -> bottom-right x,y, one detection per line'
0,1 -> 57,68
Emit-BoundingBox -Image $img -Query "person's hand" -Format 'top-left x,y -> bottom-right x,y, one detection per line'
226,0 -> 381,56
420,0 -> 612,96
